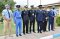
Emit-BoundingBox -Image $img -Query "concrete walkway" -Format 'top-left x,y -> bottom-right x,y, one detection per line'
0,27 -> 60,39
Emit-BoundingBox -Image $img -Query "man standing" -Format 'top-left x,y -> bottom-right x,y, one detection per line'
48,7 -> 55,31
51,6 -> 57,29
13,5 -> 22,37
22,5 -> 29,34
2,4 -> 12,38
36,5 -> 44,33
42,7 -> 48,32
29,5 -> 36,33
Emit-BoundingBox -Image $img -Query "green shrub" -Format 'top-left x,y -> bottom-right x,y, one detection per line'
0,2 -> 5,14
0,17 -> 3,22
56,16 -> 60,26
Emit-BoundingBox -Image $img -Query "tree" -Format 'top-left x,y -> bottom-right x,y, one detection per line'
0,2 -> 5,14
0,0 -> 15,14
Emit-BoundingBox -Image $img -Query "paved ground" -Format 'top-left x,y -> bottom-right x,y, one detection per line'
0,27 -> 60,39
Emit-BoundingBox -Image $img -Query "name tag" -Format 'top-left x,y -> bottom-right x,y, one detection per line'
32,13 -> 34,15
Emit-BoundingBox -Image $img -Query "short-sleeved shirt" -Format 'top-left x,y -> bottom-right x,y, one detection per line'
2,9 -> 12,19
53,9 -> 57,16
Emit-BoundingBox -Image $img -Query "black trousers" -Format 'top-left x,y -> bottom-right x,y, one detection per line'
30,20 -> 35,33
43,21 -> 47,32
37,21 -> 43,33
23,20 -> 29,34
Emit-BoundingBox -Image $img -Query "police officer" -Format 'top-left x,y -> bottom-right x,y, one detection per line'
13,5 -> 22,37
36,5 -> 44,33
42,7 -> 48,32
29,5 -> 36,33
22,5 -> 29,34
48,7 -> 55,31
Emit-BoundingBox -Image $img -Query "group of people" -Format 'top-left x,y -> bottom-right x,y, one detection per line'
2,4 -> 56,38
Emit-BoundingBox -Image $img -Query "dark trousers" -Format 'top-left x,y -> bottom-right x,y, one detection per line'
37,21 -> 43,33
48,18 -> 54,31
43,21 -> 47,32
23,20 -> 29,34
30,20 -> 35,33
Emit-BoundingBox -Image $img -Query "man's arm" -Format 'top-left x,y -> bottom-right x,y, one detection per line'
2,10 -> 7,21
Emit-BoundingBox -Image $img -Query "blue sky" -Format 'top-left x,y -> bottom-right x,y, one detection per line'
14,0 -> 60,7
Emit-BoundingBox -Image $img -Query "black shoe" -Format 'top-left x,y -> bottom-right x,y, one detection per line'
23,33 -> 25,35
52,30 -> 54,31
43,31 -> 45,32
19,34 -> 22,36
33,32 -> 36,33
26,33 -> 29,34
16,35 -> 18,37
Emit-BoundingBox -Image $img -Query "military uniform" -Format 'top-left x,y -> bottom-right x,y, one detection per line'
36,9 -> 44,33
42,10 -> 48,32
22,10 -> 29,34
48,9 -> 55,31
29,9 -> 36,33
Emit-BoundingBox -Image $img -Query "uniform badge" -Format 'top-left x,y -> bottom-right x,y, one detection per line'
24,12 -> 25,13
32,13 -> 34,15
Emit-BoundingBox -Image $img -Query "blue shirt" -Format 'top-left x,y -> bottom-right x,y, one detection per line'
2,9 -> 12,19
13,10 -> 22,22
48,10 -> 55,22
52,9 -> 57,16
48,10 -> 55,17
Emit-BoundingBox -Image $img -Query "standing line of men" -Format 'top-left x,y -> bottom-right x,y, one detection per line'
2,4 -> 56,38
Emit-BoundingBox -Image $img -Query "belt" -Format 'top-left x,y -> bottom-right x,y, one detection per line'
16,17 -> 22,19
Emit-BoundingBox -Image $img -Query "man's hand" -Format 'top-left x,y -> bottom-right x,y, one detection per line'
9,18 -> 11,21
3,17 -> 7,21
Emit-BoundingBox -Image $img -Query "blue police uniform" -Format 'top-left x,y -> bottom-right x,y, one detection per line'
22,10 -> 29,34
42,10 -> 48,32
36,10 -> 44,33
48,9 -> 55,31
13,10 -> 22,36
28,9 -> 36,33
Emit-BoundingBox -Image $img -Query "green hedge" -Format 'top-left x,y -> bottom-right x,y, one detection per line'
56,16 -> 60,26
